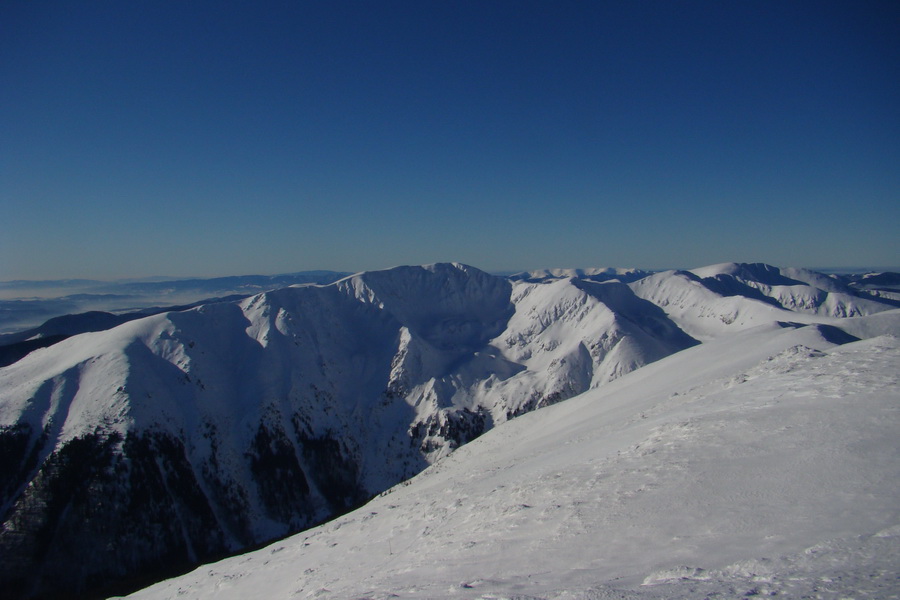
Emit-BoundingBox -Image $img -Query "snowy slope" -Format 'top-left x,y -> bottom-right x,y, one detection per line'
491,278 -> 698,408
627,270 -> 797,340
687,262 -> 895,318
123,316 -> 900,600
0,264 -> 698,599
1,262 -> 897,599
846,272 -> 900,302
629,264 -> 895,341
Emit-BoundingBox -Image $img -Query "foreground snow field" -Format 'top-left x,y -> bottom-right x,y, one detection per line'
123,319 -> 900,600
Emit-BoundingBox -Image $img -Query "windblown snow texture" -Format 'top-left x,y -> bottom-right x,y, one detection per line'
0,262 -> 896,599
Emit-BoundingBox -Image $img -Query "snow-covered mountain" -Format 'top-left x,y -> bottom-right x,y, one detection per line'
688,262 -> 896,317
123,316 -> 900,600
0,270 -> 350,335
629,263 -> 897,341
509,267 -> 652,283
0,262 -> 896,599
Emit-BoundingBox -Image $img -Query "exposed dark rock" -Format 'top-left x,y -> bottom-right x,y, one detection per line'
0,430 -> 229,599
0,423 -> 48,514
297,433 -> 364,512
410,407 -> 491,453
247,424 -> 312,525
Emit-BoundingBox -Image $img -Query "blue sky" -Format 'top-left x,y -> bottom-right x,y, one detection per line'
2,1 -> 898,280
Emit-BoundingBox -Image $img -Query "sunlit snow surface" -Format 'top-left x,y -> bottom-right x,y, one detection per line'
123,321 -> 900,600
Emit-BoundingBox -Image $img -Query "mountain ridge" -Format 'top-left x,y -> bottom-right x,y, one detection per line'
0,262 -> 897,599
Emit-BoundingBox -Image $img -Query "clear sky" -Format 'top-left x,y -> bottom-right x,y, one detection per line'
2,1 -> 898,280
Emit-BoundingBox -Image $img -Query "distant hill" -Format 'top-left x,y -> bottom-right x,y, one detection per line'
0,270 -> 351,334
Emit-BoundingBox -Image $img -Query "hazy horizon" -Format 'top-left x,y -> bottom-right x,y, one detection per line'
1,261 -> 900,289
